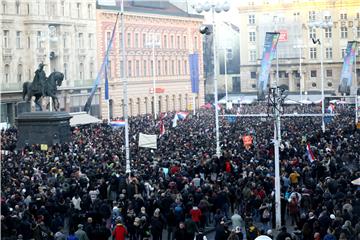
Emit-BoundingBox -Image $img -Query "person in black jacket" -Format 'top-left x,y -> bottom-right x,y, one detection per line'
174,222 -> 187,240
276,226 -> 293,240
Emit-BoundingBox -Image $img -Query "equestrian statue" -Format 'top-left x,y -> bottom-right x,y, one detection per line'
22,63 -> 64,111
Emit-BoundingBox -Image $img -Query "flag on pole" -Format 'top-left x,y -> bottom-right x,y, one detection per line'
327,103 -> 335,114
339,41 -> 357,94
110,120 -> 125,127
84,13 -> 119,112
104,60 -> 109,100
177,112 -> 189,120
189,53 -> 199,93
306,143 -> 315,163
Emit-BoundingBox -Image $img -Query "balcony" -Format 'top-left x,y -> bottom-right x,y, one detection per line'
2,48 -> 12,62
73,79 -> 94,88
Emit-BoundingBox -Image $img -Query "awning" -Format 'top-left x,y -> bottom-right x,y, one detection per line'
69,112 -> 101,126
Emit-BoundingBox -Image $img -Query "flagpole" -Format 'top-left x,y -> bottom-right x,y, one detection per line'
107,99 -> 110,122
120,0 -> 130,174
193,94 -> 196,115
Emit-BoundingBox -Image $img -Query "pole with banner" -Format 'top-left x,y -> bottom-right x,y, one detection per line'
257,32 -> 280,100
189,53 -> 200,115
104,59 -> 110,122
339,41 -> 358,95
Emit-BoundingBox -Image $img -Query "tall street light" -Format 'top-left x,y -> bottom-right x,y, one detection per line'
351,25 -> 359,125
195,1 -> 230,158
308,12 -> 333,133
120,0 -> 130,174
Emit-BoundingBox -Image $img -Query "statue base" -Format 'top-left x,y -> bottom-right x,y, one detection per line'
16,112 -> 72,149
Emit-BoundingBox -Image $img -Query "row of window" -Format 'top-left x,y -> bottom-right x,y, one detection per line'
250,69 -> 334,80
2,30 -> 95,50
248,12 -> 360,24
1,1 -> 94,19
107,32 -> 199,50
248,47 -> 359,62
106,59 -> 189,78
248,26 -> 360,43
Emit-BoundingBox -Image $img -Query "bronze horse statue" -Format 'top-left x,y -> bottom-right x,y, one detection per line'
22,71 -> 64,111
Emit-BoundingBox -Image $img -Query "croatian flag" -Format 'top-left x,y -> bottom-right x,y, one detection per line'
306,143 -> 315,163
110,120 -> 125,127
327,103 -> 335,114
177,112 -> 189,120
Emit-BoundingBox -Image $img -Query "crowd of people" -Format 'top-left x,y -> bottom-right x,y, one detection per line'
1,103 -> 359,240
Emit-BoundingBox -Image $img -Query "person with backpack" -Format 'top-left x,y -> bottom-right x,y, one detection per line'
259,202 -> 271,231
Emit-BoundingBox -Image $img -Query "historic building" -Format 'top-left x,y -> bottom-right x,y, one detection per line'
96,1 -> 204,118
237,0 -> 360,94
1,0 -> 98,125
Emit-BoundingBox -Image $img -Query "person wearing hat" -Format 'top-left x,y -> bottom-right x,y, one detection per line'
75,224 -> 89,240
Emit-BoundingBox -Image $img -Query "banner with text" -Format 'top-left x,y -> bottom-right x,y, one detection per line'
339,41 -> 357,94
258,32 -> 280,100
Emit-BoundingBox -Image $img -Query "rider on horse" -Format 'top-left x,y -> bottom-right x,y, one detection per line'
32,63 -> 47,96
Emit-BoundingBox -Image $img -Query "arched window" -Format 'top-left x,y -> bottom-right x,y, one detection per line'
165,95 -> 169,112
172,94 -> 176,111
17,64 -> 23,83
185,93 -> 188,110
137,97 -> 140,115
4,64 -> 10,83
129,98 -> 133,116
144,97 -> 148,114
179,94 -> 182,110
89,62 -> 94,79
64,63 -> 68,80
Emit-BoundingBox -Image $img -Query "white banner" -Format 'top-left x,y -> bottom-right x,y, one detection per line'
138,133 -> 157,149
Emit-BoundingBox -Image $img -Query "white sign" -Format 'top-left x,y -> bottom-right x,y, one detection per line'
138,133 -> 157,149
97,0 -> 116,6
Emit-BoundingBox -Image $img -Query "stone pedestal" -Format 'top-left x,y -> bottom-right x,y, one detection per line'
16,112 -> 72,149
16,101 -> 31,116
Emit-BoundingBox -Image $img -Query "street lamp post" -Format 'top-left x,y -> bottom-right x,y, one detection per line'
120,0 -> 130,174
195,1 -> 230,158
308,12 -> 333,133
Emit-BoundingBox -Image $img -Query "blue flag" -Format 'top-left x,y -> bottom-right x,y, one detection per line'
104,61 -> 109,100
189,53 -> 199,93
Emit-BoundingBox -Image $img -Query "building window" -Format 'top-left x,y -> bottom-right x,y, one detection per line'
341,48 -> 346,58
128,60 -> 132,77
309,11 -> 316,21
79,63 -> 84,80
63,34 -> 67,49
325,27 -> 332,38
16,2 -> 20,14
90,62 -> 94,79
37,31 -> 42,48
4,64 -> 10,83
326,69 -> 332,77
106,32 -> 111,46
183,36 -> 187,49
27,36 -> 30,48
178,60 -> 181,75
341,27 -> 348,38
309,28 -> 316,39
250,71 -> 256,79
2,2 -> 7,14
325,47 -> 332,59
127,32 -> 131,47
184,60 -> 187,75
150,60 -> 154,76
61,1 -> 65,16
194,36 -> 198,50
164,60 -> 168,75
16,31 -> 21,48
249,50 -> 256,62
310,47 -> 317,59
171,60 -> 175,75
157,60 -> 161,76
78,33 -> 84,48
135,60 -> 140,76
311,70 -> 317,78
163,35 -> 167,48
107,60 -> 111,78
88,33 -> 93,49
3,30 -> 9,48
340,13 -> 347,20
143,60 -> 147,76
357,27 -> 360,38
170,35 -> 174,48
26,3 -> 30,15
134,33 -> 139,48
177,35 -> 180,49
248,14 -> 255,24
142,33 -> 146,47
249,32 -> 256,42
17,64 -> 23,83
76,3 -> 81,18
87,4 -> 92,18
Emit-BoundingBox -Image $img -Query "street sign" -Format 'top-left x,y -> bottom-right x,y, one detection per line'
278,30 -> 288,42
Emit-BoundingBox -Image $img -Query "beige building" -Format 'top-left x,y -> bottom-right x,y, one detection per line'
1,0 -> 98,124
237,0 -> 360,95
96,1 -> 204,118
